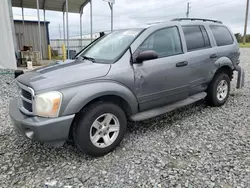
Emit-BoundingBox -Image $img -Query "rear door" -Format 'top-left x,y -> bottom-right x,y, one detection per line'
182,25 -> 218,95
209,25 -> 240,65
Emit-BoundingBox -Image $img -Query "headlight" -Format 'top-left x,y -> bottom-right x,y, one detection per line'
34,91 -> 62,117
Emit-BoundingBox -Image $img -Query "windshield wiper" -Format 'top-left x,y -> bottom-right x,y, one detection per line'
82,56 -> 96,62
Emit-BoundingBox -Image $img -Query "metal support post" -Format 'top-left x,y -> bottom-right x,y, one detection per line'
22,6 -> 25,45
44,9 -> 47,58
63,12 -> 66,44
90,0 -> 93,41
186,2 -> 190,18
108,3 -> 113,31
44,10 -> 46,40
80,13 -> 83,48
66,0 -> 69,59
36,0 -> 43,60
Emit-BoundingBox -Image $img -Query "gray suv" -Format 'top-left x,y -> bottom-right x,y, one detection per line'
9,18 -> 245,156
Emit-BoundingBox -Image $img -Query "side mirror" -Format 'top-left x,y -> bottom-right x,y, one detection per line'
14,70 -> 24,78
135,50 -> 158,64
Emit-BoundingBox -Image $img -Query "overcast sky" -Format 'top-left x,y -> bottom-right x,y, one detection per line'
13,0 -> 248,39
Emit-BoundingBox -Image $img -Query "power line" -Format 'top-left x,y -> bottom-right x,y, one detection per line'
190,0 -> 240,13
130,0 -> 186,14
50,0 -> 243,37
131,0 -> 187,16
129,0 -> 241,20
86,0 -> 177,18
50,0 -> 242,29
86,0 -> 170,17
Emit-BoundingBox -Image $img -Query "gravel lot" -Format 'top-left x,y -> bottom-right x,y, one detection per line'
0,49 -> 250,188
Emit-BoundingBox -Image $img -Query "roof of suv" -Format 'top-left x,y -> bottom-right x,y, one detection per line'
147,18 -> 224,29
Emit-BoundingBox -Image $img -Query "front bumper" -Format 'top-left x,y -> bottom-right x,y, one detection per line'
9,98 -> 75,145
235,65 -> 245,89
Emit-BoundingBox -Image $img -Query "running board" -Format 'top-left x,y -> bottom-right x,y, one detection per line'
130,92 -> 207,121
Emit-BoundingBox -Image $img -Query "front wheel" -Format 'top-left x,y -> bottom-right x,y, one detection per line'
73,101 -> 127,156
206,72 -> 231,106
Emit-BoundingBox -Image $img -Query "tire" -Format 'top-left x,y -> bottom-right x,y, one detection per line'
73,101 -> 127,157
206,72 -> 231,106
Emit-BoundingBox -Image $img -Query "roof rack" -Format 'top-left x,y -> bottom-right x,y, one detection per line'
172,18 -> 223,24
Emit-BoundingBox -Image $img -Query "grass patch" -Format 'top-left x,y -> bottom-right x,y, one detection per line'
239,43 -> 250,48
51,56 -> 64,60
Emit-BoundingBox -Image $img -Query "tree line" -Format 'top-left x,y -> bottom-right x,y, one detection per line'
234,33 -> 250,43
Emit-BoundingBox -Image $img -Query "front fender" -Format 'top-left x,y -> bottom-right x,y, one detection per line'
60,81 -> 139,116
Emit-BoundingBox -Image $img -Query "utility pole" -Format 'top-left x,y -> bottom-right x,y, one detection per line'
108,2 -> 113,31
186,2 -> 190,18
103,0 -> 115,32
243,0 -> 249,44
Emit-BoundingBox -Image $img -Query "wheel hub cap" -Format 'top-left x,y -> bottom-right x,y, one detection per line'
90,113 -> 120,148
216,80 -> 228,101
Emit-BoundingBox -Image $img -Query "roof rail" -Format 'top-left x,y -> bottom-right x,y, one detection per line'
172,18 -> 223,24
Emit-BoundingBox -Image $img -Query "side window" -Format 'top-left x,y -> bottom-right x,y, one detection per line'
200,26 -> 211,47
137,27 -> 183,58
210,25 -> 234,46
182,25 -> 211,51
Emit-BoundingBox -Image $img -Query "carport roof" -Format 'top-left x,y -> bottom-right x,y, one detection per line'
11,0 -> 90,13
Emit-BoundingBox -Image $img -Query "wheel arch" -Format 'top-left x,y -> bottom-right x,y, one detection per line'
68,94 -> 134,142
214,56 -> 234,80
79,94 -> 135,117
215,65 -> 234,80
61,82 -> 139,117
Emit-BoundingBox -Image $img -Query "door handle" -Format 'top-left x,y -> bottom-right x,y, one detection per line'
176,61 -> 188,67
210,54 -> 218,59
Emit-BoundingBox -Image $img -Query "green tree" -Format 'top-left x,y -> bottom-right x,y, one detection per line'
246,34 -> 250,43
234,33 -> 242,43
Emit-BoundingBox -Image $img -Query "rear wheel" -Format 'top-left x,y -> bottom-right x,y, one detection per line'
73,101 -> 127,156
206,72 -> 231,106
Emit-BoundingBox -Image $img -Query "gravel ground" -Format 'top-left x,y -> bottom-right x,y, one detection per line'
0,49 -> 250,188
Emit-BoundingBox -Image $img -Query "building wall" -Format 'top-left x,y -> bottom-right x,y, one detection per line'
0,0 -> 16,69
14,21 -> 49,59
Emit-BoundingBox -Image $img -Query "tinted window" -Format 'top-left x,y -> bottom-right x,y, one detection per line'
138,27 -> 183,58
182,25 -> 210,51
200,26 -> 211,47
210,25 -> 234,46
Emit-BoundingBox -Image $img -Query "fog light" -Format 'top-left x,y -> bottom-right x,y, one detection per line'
25,128 -> 34,139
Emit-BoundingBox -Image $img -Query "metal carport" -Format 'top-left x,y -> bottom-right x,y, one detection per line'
11,0 -> 115,60
11,0 -> 91,59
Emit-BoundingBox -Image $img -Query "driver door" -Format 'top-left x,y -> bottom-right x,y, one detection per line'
133,26 -> 190,111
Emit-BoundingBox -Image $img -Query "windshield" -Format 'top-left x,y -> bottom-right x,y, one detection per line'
79,29 -> 143,63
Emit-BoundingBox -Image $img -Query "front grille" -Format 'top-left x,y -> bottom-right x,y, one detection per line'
22,100 -> 33,112
21,89 -> 32,100
17,82 -> 34,115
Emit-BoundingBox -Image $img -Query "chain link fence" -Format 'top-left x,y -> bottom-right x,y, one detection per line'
50,39 -> 92,57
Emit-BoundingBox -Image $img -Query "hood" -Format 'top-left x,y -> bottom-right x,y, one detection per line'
17,60 -> 111,91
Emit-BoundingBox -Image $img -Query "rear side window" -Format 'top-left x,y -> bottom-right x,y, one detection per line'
182,25 -> 211,51
210,25 -> 234,46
